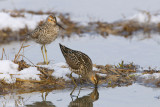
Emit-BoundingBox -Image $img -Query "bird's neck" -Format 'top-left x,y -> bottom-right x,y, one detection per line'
45,21 -> 56,26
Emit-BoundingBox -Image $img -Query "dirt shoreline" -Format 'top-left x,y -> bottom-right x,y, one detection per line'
1,59 -> 159,95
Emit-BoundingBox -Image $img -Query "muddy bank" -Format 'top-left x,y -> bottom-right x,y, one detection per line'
0,10 -> 160,44
0,54 -> 160,95
0,59 -> 137,95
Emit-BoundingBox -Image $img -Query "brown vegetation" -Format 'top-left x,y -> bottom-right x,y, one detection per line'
0,10 -> 160,44
0,10 -> 160,94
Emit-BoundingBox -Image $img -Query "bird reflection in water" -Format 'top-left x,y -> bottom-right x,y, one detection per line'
68,88 -> 99,107
25,101 -> 55,107
25,91 -> 55,107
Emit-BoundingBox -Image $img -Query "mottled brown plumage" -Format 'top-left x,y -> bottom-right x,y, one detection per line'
30,15 -> 60,45
59,43 -> 98,85
28,15 -> 64,64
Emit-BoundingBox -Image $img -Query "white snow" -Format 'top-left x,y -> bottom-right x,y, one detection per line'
39,61 -> 103,80
0,12 -> 47,31
96,73 -> 107,77
39,61 -> 79,80
0,10 -> 160,32
51,62 -> 78,80
127,12 -> 160,24
0,60 -> 18,74
0,60 -> 101,83
14,67 -> 41,81
135,72 -> 160,87
136,73 -> 160,80
0,60 -> 41,83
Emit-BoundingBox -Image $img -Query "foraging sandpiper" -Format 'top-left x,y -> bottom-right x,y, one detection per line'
59,43 -> 98,86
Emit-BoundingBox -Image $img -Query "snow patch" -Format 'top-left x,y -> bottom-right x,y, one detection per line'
97,73 -> 107,77
127,12 -> 160,24
135,72 -> 160,87
0,60 -> 102,83
0,12 -> 47,31
0,60 -> 41,83
14,67 -> 41,81
137,73 -> 160,79
39,61 -> 79,80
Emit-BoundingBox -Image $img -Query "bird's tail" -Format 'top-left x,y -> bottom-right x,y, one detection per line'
59,43 -> 69,54
59,43 -> 74,57
23,33 -> 31,41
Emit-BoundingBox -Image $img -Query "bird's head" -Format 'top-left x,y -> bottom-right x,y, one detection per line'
89,72 -> 99,87
47,15 -> 57,25
47,15 -> 64,29
90,88 -> 99,101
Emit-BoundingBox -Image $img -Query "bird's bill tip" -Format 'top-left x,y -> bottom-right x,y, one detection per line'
95,84 -> 98,88
56,23 -> 65,30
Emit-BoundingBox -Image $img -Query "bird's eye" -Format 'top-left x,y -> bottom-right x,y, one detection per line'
51,19 -> 55,22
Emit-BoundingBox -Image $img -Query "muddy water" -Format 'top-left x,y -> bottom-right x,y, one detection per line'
0,84 -> 160,107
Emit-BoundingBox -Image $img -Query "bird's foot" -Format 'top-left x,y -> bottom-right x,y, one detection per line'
37,61 -> 50,65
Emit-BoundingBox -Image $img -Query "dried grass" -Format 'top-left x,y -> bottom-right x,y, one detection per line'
1,48 -> 7,60
1,10 -> 160,44
0,38 -> 159,94
93,62 -> 137,87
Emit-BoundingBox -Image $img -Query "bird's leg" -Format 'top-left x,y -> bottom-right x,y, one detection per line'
79,75 -> 82,85
77,87 -> 82,98
41,91 -> 49,101
44,45 -> 49,65
44,91 -> 49,101
70,73 -> 78,95
70,73 -> 77,87
77,75 -> 82,98
41,45 -> 46,64
41,92 -> 45,101
70,86 -> 77,96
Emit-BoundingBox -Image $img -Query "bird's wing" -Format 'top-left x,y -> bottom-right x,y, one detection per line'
65,51 -> 81,70
29,25 -> 43,39
76,52 -> 93,73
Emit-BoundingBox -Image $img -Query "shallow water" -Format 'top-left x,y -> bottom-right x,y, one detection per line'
0,84 -> 160,107
1,34 -> 160,69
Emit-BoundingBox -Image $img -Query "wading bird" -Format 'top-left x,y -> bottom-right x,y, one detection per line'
28,15 -> 64,65
59,43 -> 98,87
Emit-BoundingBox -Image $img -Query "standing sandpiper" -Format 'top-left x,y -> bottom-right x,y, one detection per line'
28,15 -> 64,65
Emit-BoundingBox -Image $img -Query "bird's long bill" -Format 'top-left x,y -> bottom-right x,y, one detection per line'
56,23 -> 65,30
95,83 -> 98,88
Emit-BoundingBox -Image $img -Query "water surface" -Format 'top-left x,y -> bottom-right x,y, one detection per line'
1,34 -> 160,69
1,84 -> 160,107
